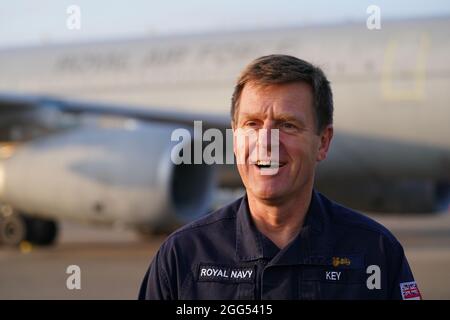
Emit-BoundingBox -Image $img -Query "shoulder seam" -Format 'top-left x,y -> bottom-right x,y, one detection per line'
329,204 -> 398,244
171,214 -> 236,237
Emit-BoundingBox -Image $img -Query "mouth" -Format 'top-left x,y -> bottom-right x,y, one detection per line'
254,160 -> 286,169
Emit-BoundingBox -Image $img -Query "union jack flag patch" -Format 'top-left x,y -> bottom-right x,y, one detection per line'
400,281 -> 422,300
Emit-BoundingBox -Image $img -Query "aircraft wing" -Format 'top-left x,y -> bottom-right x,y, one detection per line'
0,92 -> 232,132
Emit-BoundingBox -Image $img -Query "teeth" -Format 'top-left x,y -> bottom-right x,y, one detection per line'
256,160 -> 283,168
256,160 -> 271,166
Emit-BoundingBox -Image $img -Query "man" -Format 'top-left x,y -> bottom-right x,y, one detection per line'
139,55 -> 420,300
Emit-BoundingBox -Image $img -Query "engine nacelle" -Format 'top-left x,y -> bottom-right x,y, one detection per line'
0,119 -> 216,230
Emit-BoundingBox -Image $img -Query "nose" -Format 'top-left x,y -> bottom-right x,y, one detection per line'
257,121 -> 279,158
257,128 -> 271,156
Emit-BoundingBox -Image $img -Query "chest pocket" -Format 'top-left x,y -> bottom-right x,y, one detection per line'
300,266 -> 367,299
299,253 -> 368,300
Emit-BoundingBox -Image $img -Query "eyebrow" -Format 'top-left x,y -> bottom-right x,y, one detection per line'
239,112 -> 307,126
238,112 -> 265,119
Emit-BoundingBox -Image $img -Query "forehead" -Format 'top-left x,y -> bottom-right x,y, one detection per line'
238,82 -> 314,119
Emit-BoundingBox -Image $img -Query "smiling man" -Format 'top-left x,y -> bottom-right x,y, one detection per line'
232,80 -> 332,250
139,55 -> 420,300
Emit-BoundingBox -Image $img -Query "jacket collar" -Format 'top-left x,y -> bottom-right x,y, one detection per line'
235,190 -> 332,265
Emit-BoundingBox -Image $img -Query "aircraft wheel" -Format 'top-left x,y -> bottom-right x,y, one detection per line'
0,213 -> 27,246
25,217 -> 58,246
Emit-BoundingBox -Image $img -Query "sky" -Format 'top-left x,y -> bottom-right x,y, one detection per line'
1,0 -> 449,49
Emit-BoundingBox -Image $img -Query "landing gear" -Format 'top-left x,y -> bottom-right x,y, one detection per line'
0,213 -> 26,246
24,216 -> 58,245
0,206 -> 58,247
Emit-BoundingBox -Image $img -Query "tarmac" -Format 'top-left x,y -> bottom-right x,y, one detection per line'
1,211 -> 449,299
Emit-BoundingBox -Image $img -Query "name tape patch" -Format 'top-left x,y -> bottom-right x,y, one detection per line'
198,264 -> 255,283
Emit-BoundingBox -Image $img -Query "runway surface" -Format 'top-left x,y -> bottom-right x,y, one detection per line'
1,211 -> 449,299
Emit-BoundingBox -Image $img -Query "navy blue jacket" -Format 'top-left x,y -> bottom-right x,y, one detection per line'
139,191 -> 420,300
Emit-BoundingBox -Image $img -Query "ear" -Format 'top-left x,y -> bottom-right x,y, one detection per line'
316,125 -> 333,162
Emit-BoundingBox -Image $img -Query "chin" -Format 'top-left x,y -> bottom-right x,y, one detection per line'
252,186 -> 286,202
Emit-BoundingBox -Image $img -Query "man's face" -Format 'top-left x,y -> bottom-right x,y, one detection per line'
233,82 -> 333,204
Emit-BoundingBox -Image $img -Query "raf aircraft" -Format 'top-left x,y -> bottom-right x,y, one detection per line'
0,17 -> 449,246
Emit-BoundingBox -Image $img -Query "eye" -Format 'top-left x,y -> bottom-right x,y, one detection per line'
244,121 -> 259,128
281,122 -> 297,130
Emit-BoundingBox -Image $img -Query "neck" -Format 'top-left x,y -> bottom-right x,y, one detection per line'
247,188 -> 313,249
